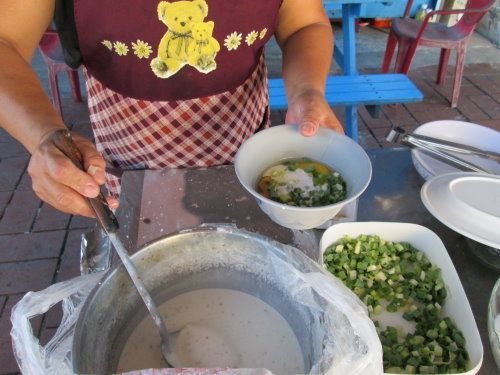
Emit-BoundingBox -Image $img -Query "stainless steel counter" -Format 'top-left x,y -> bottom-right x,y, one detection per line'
115,147 -> 499,374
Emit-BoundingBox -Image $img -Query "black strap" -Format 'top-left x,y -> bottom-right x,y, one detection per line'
54,0 -> 82,68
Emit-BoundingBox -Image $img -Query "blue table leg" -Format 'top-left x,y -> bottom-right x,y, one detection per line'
345,105 -> 358,141
342,4 -> 361,141
342,4 -> 360,76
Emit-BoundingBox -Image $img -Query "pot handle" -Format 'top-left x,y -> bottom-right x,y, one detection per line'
52,129 -> 119,234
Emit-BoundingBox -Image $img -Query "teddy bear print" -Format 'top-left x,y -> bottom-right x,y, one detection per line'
187,21 -> 220,73
150,0 -> 209,78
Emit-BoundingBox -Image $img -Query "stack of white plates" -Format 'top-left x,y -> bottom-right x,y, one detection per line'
411,120 -> 500,180
413,120 -> 500,250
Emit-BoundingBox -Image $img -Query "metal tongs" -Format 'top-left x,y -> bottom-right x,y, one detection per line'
386,127 -> 500,173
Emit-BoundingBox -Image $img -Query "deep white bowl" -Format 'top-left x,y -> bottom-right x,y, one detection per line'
234,124 -> 372,229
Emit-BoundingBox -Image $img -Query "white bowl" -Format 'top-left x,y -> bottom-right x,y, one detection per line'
234,124 -> 372,229
411,120 -> 500,180
319,222 -> 483,375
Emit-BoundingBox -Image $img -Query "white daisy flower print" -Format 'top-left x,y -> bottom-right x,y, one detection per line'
102,40 -> 113,50
224,32 -> 242,51
259,28 -> 268,40
245,31 -> 258,46
132,40 -> 153,59
114,42 -> 129,56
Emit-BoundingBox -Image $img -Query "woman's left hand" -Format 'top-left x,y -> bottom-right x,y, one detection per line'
285,89 -> 344,137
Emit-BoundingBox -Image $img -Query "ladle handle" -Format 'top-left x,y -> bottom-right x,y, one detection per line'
52,129 -> 119,234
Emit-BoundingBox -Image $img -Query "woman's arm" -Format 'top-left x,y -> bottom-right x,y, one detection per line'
275,0 -> 343,136
0,0 -> 64,151
0,0 -> 116,216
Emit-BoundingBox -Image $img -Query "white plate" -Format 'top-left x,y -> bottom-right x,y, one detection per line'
320,222 -> 483,375
421,172 -> 500,248
411,120 -> 500,180
488,277 -> 500,370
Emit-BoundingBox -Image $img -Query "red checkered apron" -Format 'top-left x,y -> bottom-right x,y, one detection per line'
84,55 -> 269,197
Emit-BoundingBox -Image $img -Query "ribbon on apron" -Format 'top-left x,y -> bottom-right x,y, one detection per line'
171,31 -> 193,55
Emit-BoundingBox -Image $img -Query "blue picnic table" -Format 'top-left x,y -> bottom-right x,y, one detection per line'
269,0 -> 423,141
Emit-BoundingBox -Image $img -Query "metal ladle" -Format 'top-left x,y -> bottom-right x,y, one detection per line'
385,126 -> 500,173
52,130 -> 174,367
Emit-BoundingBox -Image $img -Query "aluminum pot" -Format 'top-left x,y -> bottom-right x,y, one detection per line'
72,225 -> 334,374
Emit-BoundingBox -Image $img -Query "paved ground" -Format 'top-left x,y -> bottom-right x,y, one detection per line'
0,24 -> 499,374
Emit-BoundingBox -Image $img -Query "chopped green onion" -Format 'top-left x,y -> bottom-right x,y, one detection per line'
323,234 -> 469,373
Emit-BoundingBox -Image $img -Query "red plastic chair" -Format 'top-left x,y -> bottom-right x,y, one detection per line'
381,0 -> 497,107
38,28 -> 82,120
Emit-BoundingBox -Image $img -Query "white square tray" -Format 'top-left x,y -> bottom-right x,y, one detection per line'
319,222 -> 483,375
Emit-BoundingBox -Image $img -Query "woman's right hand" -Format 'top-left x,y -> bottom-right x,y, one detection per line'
27,131 -> 119,217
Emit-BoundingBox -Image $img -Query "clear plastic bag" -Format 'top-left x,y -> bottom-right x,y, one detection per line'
11,226 -> 383,375
11,272 -> 104,375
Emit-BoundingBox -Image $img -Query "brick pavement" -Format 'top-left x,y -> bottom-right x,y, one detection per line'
0,58 -> 499,375
0,99 -> 96,374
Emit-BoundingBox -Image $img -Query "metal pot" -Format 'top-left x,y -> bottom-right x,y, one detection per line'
72,225 -> 332,374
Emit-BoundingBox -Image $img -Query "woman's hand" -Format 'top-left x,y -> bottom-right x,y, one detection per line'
276,0 -> 343,137
27,131 -> 119,217
285,89 -> 344,137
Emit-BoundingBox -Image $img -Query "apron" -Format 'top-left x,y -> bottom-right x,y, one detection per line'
84,56 -> 269,197
72,0 -> 282,196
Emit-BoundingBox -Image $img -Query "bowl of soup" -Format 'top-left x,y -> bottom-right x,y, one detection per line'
234,124 -> 372,229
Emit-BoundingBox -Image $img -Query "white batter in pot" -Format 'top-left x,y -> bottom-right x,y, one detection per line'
117,288 -> 305,374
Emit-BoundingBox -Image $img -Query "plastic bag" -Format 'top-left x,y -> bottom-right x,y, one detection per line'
11,272 -> 104,375
11,226 -> 383,375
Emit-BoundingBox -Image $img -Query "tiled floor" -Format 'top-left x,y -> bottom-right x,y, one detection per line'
0,30 -> 499,374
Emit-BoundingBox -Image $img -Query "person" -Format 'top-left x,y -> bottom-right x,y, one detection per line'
0,0 -> 343,218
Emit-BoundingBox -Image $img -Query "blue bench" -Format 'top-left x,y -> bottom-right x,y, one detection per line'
268,73 -> 423,140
